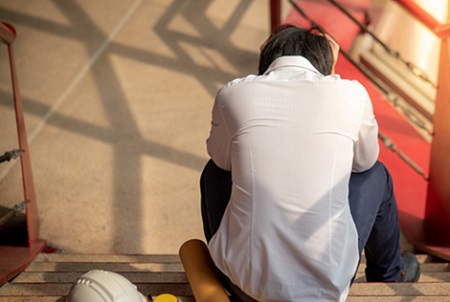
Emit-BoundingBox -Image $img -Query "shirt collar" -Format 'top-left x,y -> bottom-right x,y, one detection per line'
264,56 -> 322,76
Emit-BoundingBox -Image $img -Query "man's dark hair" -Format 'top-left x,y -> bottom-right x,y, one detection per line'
258,24 -> 334,75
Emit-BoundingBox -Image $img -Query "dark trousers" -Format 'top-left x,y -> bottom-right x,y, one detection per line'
200,160 -> 404,299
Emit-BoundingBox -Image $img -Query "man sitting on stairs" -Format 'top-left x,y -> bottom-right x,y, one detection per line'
201,24 -> 421,302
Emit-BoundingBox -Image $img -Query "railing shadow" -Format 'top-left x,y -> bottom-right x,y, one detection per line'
0,0 -> 267,254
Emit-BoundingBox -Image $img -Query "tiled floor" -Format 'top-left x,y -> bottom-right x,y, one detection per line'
0,0 -> 278,254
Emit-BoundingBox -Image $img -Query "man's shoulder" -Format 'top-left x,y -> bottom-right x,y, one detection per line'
223,74 -> 260,88
215,74 -> 262,100
324,76 -> 369,96
325,75 -> 365,87
217,73 -> 369,100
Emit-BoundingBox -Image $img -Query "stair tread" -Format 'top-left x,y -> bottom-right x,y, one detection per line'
0,253 -> 448,301
34,253 -> 181,263
33,253 -> 438,264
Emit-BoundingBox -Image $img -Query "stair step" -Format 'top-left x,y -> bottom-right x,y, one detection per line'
0,253 -> 448,301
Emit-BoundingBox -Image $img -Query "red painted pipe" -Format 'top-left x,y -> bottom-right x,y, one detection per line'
0,22 -> 16,44
270,0 -> 281,32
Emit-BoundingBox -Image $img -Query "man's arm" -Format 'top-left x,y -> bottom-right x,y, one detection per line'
352,95 -> 379,172
206,93 -> 231,171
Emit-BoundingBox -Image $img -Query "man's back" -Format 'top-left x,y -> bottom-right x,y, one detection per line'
206,56 -> 379,301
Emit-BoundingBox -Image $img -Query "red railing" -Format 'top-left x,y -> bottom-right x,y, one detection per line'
394,0 -> 450,38
0,22 -> 46,286
270,0 -> 450,257
391,0 -> 450,253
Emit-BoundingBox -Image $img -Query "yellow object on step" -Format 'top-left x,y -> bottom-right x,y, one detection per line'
153,293 -> 178,302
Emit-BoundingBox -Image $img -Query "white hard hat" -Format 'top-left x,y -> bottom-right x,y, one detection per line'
67,270 -> 147,302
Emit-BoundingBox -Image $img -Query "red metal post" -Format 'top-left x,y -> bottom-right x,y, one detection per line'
8,45 -> 41,246
2,22 -> 41,246
0,22 -> 45,286
270,0 -> 281,32
392,0 -> 450,248
394,0 -> 440,31
425,36 -> 450,245
394,0 -> 450,39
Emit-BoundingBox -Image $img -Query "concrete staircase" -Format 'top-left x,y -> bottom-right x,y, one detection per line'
0,252 -> 449,301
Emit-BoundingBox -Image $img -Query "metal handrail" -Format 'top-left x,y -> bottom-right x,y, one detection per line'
286,0 -> 431,179
394,0 -> 450,38
0,21 -> 42,246
435,23 -> 450,38
286,0 -> 388,94
322,0 -> 437,89
287,0 -> 435,132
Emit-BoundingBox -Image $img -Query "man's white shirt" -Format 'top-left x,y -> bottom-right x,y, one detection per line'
207,56 -> 379,301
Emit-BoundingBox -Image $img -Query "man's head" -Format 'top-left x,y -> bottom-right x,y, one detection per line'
258,24 -> 338,75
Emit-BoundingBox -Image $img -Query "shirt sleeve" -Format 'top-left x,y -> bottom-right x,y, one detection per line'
206,91 -> 232,171
352,92 -> 379,172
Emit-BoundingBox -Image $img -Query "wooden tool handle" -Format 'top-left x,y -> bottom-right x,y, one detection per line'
179,239 -> 230,302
